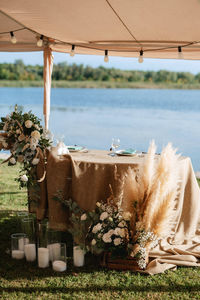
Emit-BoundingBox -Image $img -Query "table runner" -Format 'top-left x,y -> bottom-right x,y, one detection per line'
31,148 -> 200,274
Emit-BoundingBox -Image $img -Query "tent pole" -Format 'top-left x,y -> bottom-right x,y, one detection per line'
43,46 -> 54,131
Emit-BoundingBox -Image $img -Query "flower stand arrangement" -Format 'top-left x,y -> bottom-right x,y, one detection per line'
55,188 -> 139,270
0,105 -> 51,190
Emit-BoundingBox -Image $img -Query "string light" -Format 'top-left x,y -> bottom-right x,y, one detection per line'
138,49 -> 143,63
70,45 -> 75,57
37,35 -> 43,47
10,31 -> 17,44
178,46 -> 184,59
104,50 -> 109,62
0,27 -> 198,59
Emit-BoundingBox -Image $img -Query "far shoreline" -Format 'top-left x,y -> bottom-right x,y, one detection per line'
1,80 -> 200,89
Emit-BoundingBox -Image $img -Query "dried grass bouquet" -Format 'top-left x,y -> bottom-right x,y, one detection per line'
121,141 -> 180,269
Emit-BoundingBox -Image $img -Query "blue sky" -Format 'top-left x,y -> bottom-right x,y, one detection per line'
1,51 -> 200,74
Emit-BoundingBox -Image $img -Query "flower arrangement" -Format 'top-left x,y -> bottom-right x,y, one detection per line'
87,197 -> 132,258
120,141 -> 180,269
54,187 -> 133,258
0,105 -> 51,188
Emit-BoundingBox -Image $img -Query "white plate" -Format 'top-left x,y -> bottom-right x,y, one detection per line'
67,145 -> 85,152
115,150 -> 138,156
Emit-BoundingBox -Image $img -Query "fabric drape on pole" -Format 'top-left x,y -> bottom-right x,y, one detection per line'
43,46 -> 53,131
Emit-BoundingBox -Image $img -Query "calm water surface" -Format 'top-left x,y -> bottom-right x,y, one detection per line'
0,87 -> 199,170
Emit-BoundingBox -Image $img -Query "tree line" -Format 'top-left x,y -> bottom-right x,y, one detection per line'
0,59 -> 200,84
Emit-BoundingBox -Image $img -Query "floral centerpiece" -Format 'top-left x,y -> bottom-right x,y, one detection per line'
0,105 -> 51,188
87,197 -> 132,258
54,187 -> 133,259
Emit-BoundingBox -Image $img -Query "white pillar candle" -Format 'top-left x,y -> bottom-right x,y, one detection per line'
12,250 -> 24,259
47,243 -> 61,261
18,237 -> 29,251
73,246 -> 85,267
38,247 -> 49,268
52,260 -> 66,272
18,238 -> 25,251
25,237 -> 30,245
24,244 -> 36,262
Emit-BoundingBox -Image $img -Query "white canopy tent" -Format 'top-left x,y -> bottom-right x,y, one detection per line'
1,0 -> 200,128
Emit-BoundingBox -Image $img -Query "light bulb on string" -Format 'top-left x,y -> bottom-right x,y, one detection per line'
104,50 -> 109,62
178,46 -> 184,59
70,45 -> 75,57
37,35 -> 43,47
138,50 -> 143,63
10,32 -> 17,44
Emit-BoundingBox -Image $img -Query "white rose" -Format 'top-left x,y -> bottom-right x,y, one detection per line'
16,129 -> 21,134
107,229 -> 114,237
96,202 -> 101,207
118,220 -> 126,228
30,137 -> 38,145
119,229 -> 126,238
100,212 -> 108,221
91,239 -> 96,246
18,134 -> 25,142
31,130 -> 40,140
25,120 -> 33,128
122,212 -> 132,221
9,157 -> 16,165
32,158 -> 40,165
20,174 -> 28,182
34,124 -> 40,130
81,213 -> 87,221
114,227 -> 125,238
102,233 -> 112,243
30,144 -> 37,151
114,238 -> 122,246
98,233 -> 102,239
92,223 -> 102,234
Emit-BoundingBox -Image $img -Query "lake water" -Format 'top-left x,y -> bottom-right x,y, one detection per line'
0,87 -> 200,171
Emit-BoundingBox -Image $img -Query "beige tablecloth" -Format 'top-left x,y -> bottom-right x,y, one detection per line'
32,148 -> 200,274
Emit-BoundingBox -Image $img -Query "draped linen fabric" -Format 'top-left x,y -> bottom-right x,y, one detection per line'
43,47 -> 53,130
32,149 -> 200,274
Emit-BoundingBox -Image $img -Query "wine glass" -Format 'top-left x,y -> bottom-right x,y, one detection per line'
55,134 -> 65,146
111,138 -> 120,155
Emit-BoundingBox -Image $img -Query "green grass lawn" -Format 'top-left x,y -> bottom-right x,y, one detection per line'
0,160 -> 200,299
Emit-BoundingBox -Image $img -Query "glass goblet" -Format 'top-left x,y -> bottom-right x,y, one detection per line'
111,138 -> 120,155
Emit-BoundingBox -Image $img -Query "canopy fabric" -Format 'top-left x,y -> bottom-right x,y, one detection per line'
1,0 -> 200,60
